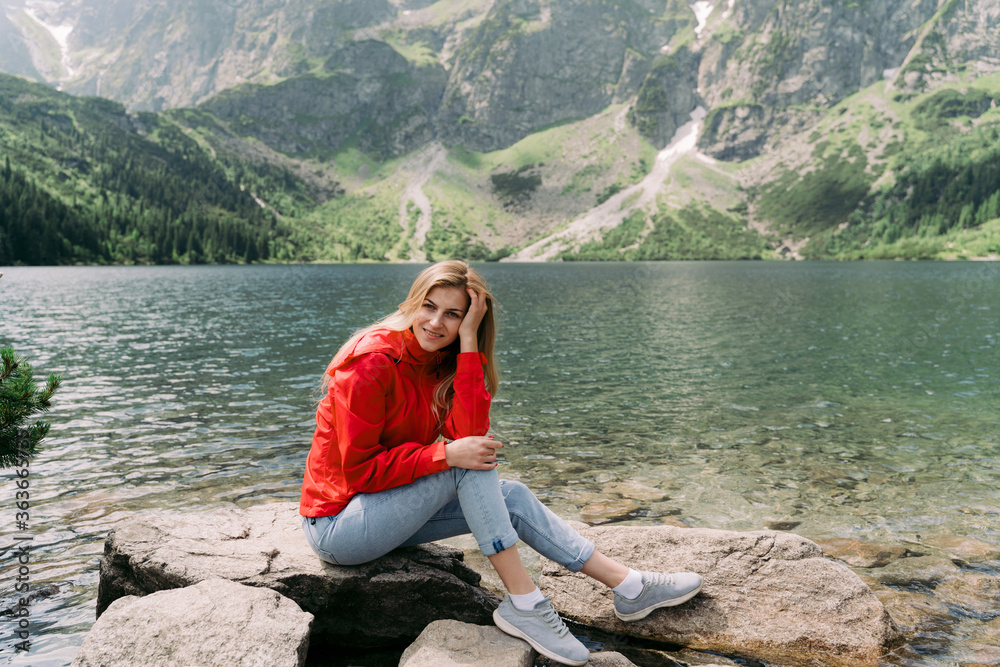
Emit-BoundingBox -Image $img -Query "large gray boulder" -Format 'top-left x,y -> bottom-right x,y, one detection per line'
73,578 -> 311,666
538,525 -> 902,667
397,620 -> 657,667
398,619 -> 534,667
97,502 -> 499,649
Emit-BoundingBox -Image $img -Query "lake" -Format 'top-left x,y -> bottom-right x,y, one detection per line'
1,261 -> 998,665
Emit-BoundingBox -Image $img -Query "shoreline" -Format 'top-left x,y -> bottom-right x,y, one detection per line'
2,254 -> 999,268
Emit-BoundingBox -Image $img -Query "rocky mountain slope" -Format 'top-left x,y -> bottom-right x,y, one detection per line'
3,0 -> 999,262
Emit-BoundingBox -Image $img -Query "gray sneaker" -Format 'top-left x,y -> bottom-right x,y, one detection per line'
493,595 -> 590,666
613,571 -> 703,621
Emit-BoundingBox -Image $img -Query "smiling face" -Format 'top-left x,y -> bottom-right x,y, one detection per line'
411,285 -> 469,352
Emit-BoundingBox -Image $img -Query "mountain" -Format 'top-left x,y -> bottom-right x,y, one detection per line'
0,6 -> 42,82
2,0 -> 999,264
0,73 -> 312,264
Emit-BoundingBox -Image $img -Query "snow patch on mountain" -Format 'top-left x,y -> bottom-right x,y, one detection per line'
23,5 -> 74,80
506,106 -> 708,262
690,1 -> 713,39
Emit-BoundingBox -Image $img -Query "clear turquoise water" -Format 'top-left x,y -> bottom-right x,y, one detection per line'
0,262 -> 997,665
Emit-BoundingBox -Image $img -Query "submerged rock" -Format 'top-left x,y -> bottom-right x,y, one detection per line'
813,537 -> 909,568
972,617 -> 1000,647
73,578 -> 311,667
538,525 -> 902,667
602,481 -> 670,503
579,498 -> 642,524
866,555 -> 963,587
934,575 -> 1000,617
672,648 -> 742,666
874,588 -> 954,635
920,535 -> 1000,563
960,644 -> 1000,666
0,584 -> 59,617
96,502 -> 499,649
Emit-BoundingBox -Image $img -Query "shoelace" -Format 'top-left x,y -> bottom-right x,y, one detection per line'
641,571 -> 675,589
535,598 -> 570,638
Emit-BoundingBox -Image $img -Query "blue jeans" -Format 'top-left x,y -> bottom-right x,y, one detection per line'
302,467 -> 595,572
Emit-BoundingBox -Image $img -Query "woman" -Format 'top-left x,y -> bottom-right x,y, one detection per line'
300,261 -> 701,666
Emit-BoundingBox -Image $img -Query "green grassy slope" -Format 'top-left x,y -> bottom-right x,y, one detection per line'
745,74 -> 1000,260
4,66 -> 999,265
272,103 -> 666,264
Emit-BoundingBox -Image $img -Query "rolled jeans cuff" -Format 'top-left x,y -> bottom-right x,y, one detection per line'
479,528 -> 520,557
564,539 -> 596,573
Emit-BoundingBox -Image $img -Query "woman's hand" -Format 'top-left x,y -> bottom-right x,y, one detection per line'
458,288 -> 488,353
445,436 -> 503,470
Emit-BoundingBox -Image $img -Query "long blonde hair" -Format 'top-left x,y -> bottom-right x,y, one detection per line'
323,261 -> 500,419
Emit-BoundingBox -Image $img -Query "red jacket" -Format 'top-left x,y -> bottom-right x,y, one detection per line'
300,327 -> 492,517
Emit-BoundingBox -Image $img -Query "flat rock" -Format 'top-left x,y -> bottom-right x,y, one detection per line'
398,620 -> 533,667
813,537 -> 909,568
97,502 -> 499,649
538,525 -> 902,667
585,651 -> 638,666
920,534 -> 1000,563
72,578 -> 311,666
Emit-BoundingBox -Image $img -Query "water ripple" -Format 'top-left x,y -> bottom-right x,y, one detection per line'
1,262 -> 999,664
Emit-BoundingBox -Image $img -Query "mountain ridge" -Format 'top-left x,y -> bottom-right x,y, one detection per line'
2,0 -> 999,263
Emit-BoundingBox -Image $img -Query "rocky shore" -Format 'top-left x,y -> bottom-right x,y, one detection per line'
72,502 -> 1000,666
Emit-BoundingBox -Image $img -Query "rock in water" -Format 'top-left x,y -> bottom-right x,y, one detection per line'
585,652 -> 640,666
399,619 -> 534,667
538,525 -> 902,667
813,537 -> 908,568
920,534 -> 1000,563
73,578 -> 311,666
96,502 -> 499,649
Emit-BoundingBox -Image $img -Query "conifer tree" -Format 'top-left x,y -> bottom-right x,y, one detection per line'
0,277 -> 62,467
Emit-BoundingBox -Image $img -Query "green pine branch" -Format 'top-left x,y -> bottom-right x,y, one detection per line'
0,345 -> 62,468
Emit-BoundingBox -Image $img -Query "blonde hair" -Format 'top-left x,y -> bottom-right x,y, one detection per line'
324,261 -> 500,419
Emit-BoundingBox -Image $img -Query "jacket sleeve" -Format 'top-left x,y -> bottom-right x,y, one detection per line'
441,352 -> 492,440
331,354 -> 449,493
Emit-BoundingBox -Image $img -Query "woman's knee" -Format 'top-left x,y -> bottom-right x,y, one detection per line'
500,479 -> 536,510
457,466 -> 501,488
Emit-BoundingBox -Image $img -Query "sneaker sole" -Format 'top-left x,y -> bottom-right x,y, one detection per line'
614,582 -> 703,622
493,608 -> 589,667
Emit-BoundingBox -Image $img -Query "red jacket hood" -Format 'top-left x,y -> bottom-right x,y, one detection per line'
327,328 -> 448,376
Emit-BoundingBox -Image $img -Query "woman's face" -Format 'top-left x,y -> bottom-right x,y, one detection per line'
411,286 -> 469,352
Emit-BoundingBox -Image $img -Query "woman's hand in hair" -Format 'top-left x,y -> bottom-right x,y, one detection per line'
458,288 -> 488,353
445,436 -> 503,470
